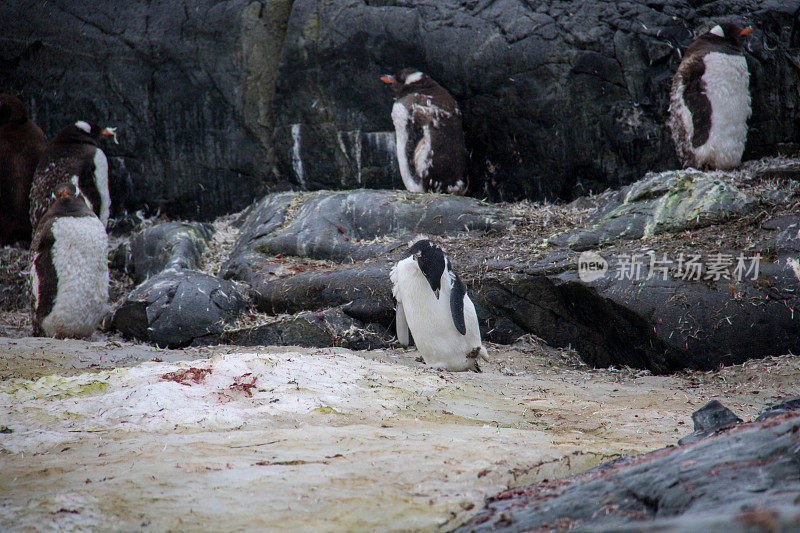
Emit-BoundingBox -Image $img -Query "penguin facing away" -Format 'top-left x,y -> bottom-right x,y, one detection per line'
390,237 -> 488,371
381,68 -> 468,195
0,94 -> 47,245
31,183 -> 109,339
29,120 -> 117,232
668,23 -> 753,170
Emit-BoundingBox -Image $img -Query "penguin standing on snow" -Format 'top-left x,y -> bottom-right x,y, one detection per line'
390,238 -> 488,371
29,120 -> 117,231
668,23 -> 753,170
31,183 -> 109,338
0,94 -> 46,245
381,68 -> 468,195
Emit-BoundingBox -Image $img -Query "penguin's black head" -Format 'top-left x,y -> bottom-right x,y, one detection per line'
406,238 -> 447,297
54,120 -> 118,145
381,68 -> 433,95
0,94 -> 27,126
699,23 -> 753,50
50,183 -> 93,217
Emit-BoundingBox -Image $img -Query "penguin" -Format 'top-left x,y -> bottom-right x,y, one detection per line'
668,23 -> 753,170
0,94 -> 47,245
381,68 -> 468,195
30,183 -> 109,338
29,120 -> 117,232
390,237 -> 488,371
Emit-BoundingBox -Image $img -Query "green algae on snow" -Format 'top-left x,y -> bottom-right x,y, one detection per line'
1,374 -> 112,401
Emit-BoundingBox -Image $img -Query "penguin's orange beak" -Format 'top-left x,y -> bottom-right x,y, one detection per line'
101,126 -> 119,144
59,190 -> 70,198
739,27 -> 753,35
380,75 -> 396,84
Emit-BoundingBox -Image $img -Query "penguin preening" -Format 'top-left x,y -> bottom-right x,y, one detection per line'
390,238 -> 488,372
668,23 -> 753,171
0,94 -> 46,245
31,183 -> 109,339
29,120 -> 117,232
381,68 -> 468,195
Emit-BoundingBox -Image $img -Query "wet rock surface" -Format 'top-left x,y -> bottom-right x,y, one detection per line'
112,270 -> 247,348
458,402 -> 800,533
225,189 -> 507,267
115,222 -> 213,284
222,307 -> 394,351
549,169 -> 757,250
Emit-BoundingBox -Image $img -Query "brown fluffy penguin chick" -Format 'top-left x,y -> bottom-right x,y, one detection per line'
381,68 -> 468,195
31,183 -> 109,339
0,94 -> 46,245
668,23 -> 753,170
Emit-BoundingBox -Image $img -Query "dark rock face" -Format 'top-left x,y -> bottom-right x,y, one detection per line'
113,270 -> 247,348
116,222 -> 212,284
457,407 -> 800,533
0,0 -> 293,221
3,1 -> 797,215
274,1 -> 800,201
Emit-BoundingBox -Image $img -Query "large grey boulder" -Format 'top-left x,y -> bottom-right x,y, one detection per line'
113,270 -> 247,348
457,404 -> 800,532
549,170 -> 757,250
225,189 -> 507,267
0,0 -> 293,220
115,222 -> 213,284
273,1 -> 800,200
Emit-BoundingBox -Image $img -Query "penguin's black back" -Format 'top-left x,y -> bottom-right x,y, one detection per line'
29,123 -> 104,231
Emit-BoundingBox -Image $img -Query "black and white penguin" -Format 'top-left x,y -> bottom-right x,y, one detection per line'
390,237 -> 488,371
668,23 -> 753,170
29,120 -> 117,231
31,183 -> 109,338
381,68 -> 468,195
0,94 -> 46,245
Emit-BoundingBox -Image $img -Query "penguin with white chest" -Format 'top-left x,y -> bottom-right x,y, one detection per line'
390,238 -> 488,371
29,120 -> 117,232
0,94 -> 47,245
381,68 -> 468,195
31,183 -> 109,338
668,23 -> 753,170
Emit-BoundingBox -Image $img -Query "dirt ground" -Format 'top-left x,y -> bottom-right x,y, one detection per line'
1,336 -> 798,532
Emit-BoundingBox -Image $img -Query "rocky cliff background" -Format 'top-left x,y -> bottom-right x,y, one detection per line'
1,1 -> 798,220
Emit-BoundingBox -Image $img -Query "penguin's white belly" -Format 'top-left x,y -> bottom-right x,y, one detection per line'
694,52 -> 750,169
40,217 -> 109,338
392,262 -> 482,371
391,102 -> 423,193
93,148 -> 110,227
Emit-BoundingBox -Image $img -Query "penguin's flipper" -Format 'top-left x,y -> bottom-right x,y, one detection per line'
449,272 -> 467,335
396,300 -> 409,346
678,56 -> 712,148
